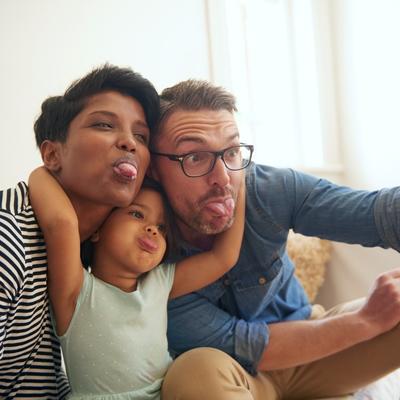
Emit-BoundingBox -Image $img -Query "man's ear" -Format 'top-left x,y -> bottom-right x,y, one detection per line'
90,231 -> 100,243
40,140 -> 62,173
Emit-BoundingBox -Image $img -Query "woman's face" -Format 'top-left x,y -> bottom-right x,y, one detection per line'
51,90 -> 151,209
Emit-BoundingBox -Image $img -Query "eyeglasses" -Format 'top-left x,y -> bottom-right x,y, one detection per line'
151,144 -> 254,178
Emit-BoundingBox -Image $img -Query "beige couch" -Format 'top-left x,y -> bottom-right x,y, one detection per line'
288,232 -> 400,400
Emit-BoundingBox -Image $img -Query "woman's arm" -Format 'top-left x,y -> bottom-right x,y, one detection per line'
29,167 -> 83,335
169,177 -> 245,299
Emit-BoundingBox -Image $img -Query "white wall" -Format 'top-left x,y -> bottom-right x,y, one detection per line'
317,0 -> 400,307
0,0 -> 210,187
334,0 -> 400,190
1,0 -> 399,306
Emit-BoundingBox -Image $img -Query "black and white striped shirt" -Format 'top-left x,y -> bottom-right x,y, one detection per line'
0,182 -> 70,399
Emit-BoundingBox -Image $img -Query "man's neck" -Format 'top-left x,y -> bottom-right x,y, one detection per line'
177,220 -> 215,251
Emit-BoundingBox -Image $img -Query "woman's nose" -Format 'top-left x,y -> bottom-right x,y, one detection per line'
117,131 -> 137,153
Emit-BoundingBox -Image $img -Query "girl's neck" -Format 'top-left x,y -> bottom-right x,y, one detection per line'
91,264 -> 140,293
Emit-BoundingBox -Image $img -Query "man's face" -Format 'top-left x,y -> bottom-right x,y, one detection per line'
151,109 -> 243,241
50,91 -> 150,209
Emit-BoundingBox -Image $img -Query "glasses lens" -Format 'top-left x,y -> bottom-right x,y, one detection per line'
223,146 -> 252,170
181,145 -> 253,177
182,152 -> 214,177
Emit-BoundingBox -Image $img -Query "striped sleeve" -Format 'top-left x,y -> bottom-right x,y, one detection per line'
0,204 -> 25,361
0,182 -> 69,398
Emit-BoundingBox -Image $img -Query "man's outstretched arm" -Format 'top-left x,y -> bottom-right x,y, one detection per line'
258,268 -> 400,370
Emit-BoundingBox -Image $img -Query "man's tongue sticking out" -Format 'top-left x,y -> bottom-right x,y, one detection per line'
205,197 -> 235,218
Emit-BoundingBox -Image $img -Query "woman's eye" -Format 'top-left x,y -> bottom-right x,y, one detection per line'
134,133 -> 149,146
130,210 -> 143,219
93,122 -> 113,130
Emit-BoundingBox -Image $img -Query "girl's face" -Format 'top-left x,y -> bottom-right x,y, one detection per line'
92,188 -> 167,277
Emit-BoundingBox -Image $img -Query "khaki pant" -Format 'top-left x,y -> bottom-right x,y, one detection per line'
162,299 -> 400,399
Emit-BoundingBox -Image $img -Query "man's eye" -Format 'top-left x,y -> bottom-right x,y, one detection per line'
186,152 -> 207,164
130,210 -> 143,219
225,147 -> 240,158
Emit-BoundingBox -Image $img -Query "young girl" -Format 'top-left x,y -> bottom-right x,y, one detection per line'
29,167 -> 245,400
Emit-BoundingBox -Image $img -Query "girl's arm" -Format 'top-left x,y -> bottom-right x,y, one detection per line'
29,167 -> 83,335
169,177 -> 245,299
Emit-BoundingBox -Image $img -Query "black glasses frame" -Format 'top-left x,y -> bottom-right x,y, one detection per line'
151,143 -> 254,178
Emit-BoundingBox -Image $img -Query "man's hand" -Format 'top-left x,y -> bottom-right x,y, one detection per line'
358,268 -> 400,337
259,268 -> 400,371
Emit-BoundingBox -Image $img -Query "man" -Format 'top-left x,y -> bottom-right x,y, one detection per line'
0,65 -> 159,398
149,79 -> 400,399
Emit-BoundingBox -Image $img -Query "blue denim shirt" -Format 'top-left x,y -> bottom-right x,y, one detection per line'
167,163 -> 400,374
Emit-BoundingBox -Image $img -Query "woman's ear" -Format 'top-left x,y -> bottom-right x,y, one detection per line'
90,231 -> 100,243
40,140 -> 62,173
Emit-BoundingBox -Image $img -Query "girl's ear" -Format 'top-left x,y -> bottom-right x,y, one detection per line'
90,231 -> 100,243
40,140 -> 62,173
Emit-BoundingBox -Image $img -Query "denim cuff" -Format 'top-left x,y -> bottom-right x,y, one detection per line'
234,319 -> 269,375
374,188 -> 400,252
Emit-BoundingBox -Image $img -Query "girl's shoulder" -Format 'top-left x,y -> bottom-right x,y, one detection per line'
141,262 -> 176,291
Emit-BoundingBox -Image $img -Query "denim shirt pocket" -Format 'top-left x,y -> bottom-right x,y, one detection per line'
232,257 -> 283,320
196,279 -> 226,304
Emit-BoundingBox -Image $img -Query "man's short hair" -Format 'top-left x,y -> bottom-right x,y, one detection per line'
34,64 -> 160,147
151,79 -> 237,147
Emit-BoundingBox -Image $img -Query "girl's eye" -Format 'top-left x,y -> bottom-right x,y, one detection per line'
130,210 -> 143,219
157,224 -> 167,235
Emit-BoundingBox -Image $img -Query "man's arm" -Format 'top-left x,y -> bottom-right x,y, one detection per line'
169,180 -> 245,299
29,167 -> 83,336
168,267 -> 400,373
253,165 -> 399,249
258,268 -> 400,370
167,292 -> 268,375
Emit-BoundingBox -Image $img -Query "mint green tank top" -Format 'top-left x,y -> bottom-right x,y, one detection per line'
57,264 -> 175,399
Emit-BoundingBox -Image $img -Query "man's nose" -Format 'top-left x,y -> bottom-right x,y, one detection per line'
117,131 -> 137,153
207,157 -> 230,187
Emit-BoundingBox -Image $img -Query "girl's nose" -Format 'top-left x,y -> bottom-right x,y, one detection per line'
146,226 -> 157,236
